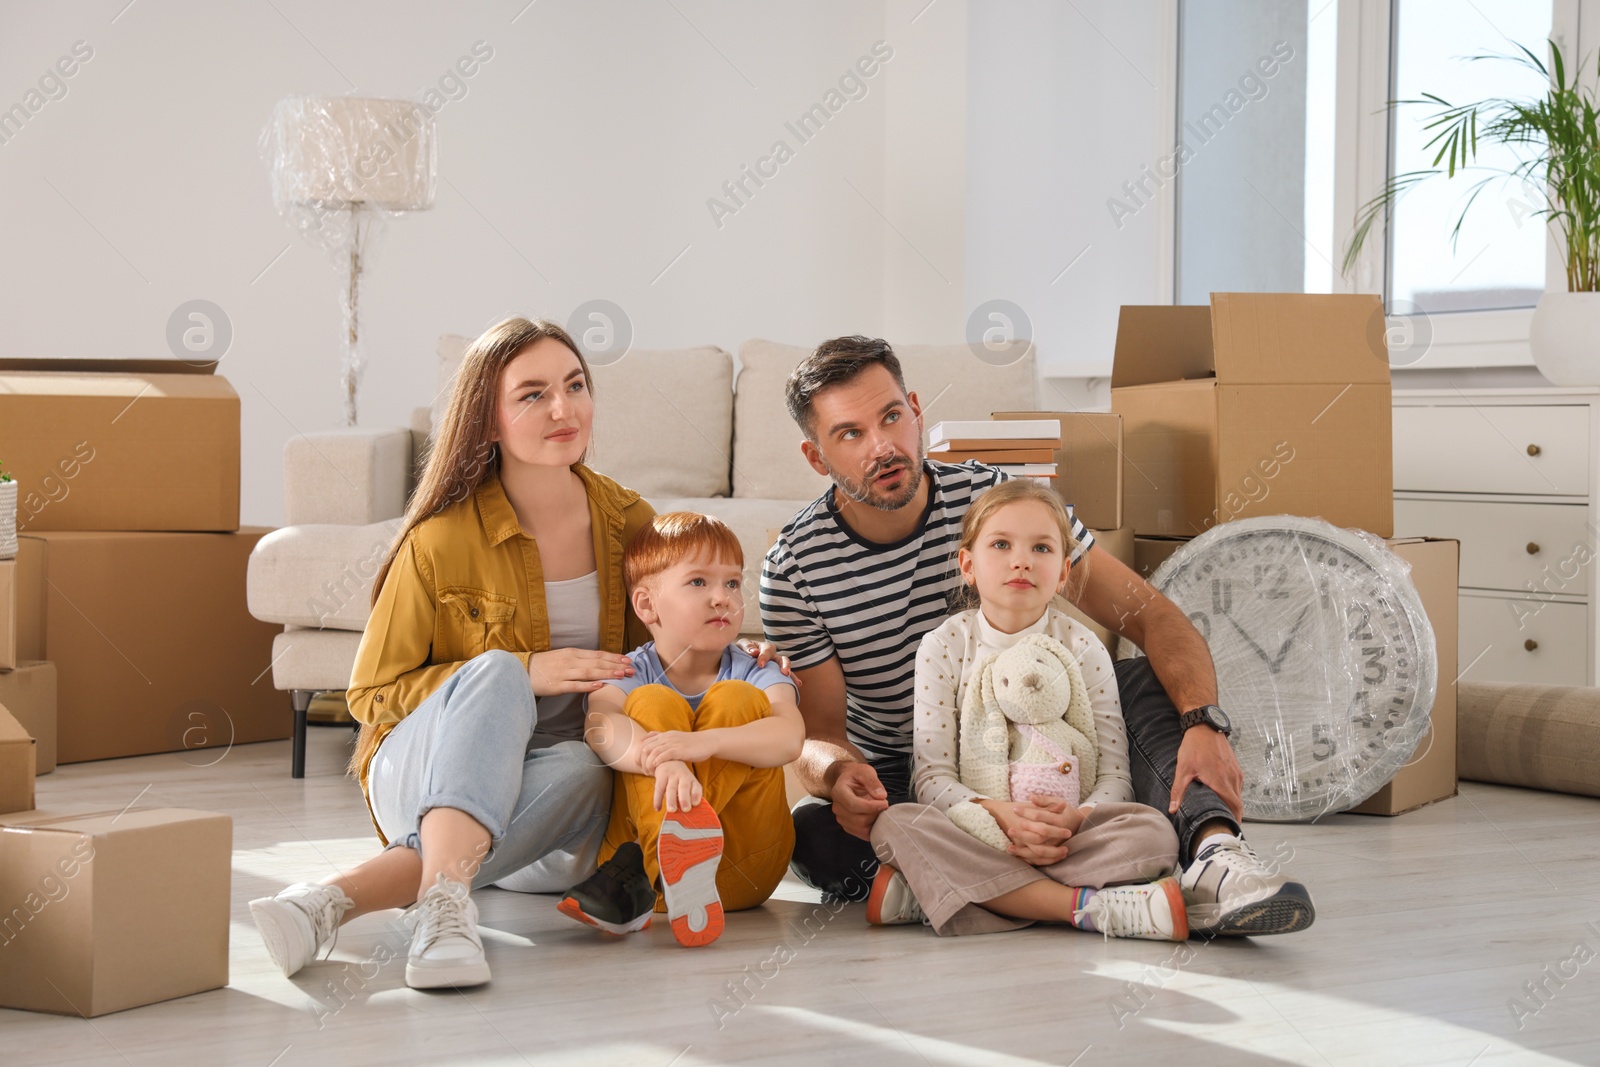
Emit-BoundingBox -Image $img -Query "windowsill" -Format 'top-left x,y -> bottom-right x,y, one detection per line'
1394,306 -> 1536,370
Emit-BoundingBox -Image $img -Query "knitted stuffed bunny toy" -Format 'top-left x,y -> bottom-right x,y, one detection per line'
946,633 -> 1099,851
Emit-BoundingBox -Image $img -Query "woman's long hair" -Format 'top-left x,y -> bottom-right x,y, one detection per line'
349,317 -> 593,780
368,316 -> 594,609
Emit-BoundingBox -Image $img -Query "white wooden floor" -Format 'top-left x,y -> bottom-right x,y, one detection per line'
7,725 -> 1600,1067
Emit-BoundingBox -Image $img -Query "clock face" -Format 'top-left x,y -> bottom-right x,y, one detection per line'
1144,516 -> 1438,822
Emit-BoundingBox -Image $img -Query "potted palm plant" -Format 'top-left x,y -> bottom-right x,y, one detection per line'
1342,41 -> 1600,384
0,461 -> 15,560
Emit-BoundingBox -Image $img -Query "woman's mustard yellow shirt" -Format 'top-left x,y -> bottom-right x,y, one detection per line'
347,465 -> 655,839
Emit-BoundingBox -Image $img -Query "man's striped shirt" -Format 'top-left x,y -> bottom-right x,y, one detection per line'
758,460 -> 1095,763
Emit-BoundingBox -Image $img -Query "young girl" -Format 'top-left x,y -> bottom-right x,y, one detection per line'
868,479 -> 1187,940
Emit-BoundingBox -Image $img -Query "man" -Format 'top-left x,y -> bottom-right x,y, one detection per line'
759,335 -> 1314,937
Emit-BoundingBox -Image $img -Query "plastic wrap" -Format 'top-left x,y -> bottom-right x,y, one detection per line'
1126,515 -> 1438,822
264,95 -> 436,251
263,96 -> 436,425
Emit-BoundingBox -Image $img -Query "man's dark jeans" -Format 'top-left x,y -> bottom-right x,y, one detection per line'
787,657 -> 1240,901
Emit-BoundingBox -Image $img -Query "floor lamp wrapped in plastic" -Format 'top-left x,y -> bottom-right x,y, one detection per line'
265,96 -> 436,426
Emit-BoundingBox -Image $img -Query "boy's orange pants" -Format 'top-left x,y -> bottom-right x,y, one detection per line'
600,680 -> 794,912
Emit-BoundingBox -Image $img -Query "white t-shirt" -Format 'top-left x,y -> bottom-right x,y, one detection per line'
531,570 -> 601,750
912,604 -> 1132,812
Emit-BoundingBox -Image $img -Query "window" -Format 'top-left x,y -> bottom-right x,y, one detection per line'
1174,0 -> 1341,304
1387,0 -> 1552,314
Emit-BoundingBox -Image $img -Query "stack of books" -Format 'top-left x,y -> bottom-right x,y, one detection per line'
927,419 -> 1061,482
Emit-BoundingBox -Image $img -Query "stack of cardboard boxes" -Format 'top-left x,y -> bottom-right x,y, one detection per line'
0,358 -> 265,1015
0,358 -> 286,767
1109,293 -> 1459,815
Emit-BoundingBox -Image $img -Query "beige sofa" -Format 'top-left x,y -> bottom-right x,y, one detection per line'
246,336 -> 1038,775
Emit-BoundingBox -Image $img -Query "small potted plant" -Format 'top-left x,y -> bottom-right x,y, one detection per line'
0,461 -> 15,560
1342,40 -> 1600,384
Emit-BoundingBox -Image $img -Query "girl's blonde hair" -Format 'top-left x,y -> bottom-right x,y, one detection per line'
955,479 -> 1088,608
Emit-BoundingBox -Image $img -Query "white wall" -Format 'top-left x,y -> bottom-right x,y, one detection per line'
1,1 -> 1176,525
965,0 -> 1173,391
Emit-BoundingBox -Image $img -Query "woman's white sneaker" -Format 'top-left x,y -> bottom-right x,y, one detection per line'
405,874 -> 490,989
249,882 -> 355,978
1180,837 -> 1315,937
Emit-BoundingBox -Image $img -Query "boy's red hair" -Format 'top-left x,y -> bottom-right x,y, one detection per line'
624,511 -> 745,592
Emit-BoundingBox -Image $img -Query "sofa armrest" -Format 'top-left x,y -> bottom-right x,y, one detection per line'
247,519 -> 404,631
284,427 -> 412,525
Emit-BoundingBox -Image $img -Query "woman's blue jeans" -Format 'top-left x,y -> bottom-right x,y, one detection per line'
367,650 -> 612,890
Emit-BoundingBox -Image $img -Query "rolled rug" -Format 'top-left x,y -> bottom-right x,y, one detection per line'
1458,681 -> 1600,799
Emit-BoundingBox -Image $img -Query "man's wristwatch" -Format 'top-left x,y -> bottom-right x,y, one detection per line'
1179,704 -> 1232,738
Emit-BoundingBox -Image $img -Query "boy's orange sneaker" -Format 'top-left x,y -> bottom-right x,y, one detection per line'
658,799 -> 725,947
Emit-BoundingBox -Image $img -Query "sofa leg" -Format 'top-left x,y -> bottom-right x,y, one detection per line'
291,689 -> 313,779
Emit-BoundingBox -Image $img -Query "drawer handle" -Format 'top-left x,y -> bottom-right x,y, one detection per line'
1527,542 -> 1541,555
1527,443 -> 1542,456
1525,639 -> 1539,652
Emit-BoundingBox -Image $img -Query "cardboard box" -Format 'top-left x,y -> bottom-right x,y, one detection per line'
12,536 -> 44,661
0,358 -> 239,532
0,807 -> 231,1016
0,559 -> 14,670
0,661 -> 56,773
1349,537 -> 1460,815
1057,527 -> 1134,650
992,411 -> 1123,531
0,703 -> 35,814
15,531 -> 287,764
1111,294 -> 1393,538
1134,535 -> 1191,580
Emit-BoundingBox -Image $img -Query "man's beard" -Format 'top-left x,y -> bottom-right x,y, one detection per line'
826,447 -> 924,512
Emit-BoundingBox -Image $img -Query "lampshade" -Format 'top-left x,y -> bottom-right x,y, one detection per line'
268,96 -> 436,210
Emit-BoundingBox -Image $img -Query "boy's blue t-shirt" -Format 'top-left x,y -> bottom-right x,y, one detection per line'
605,642 -> 790,711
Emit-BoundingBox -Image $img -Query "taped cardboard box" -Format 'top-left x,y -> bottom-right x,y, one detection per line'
15,531 -> 286,764
1349,537 -> 1460,815
0,807 -> 231,1016
0,559 -> 14,669
992,411 -> 1124,531
0,703 -> 34,814
1111,294 -> 1393,539
0,661 -> 56,773
0,358 -> 239,532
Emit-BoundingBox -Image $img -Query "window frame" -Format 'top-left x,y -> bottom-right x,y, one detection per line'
1165,0 -> 1595,368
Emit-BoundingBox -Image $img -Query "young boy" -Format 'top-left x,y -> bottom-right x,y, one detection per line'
559,512 -> 804,946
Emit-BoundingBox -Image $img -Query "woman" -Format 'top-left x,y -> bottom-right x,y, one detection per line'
250,317 -> 782,989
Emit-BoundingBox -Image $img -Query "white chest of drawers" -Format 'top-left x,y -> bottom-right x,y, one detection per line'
1392,387 -> 1600,687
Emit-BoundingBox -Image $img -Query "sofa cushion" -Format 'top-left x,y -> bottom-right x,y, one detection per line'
646,496 -> 818,637
247,519 -> 404,630
436,334 -> 734,500
732,338 -> 1038,500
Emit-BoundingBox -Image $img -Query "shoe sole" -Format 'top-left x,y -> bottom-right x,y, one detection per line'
249,897 -> 312,978
1157,876 -> 1189,941
658,799 -> 724,947
555,896 -> 653,935
865,866 -> 917,926
405,957 -> 491,989
1192,882 -> 1316,938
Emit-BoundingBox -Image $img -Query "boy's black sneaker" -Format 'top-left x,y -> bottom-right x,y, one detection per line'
557,842 -> 656,934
